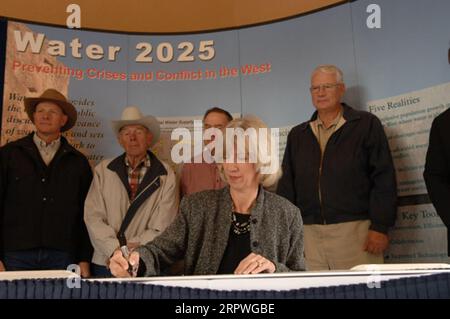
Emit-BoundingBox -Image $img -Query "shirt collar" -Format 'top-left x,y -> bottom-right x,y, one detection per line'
124,153 -> 151,169
33,132 -> 61,149
316,110 -> 342,128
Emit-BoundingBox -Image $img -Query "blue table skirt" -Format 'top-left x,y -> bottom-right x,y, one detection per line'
1,272 -> 449,299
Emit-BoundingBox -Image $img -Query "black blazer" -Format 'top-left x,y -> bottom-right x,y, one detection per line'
424,108 -> 450,255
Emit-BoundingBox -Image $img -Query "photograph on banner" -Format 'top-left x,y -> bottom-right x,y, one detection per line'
1,21 -> 245,165
1,21 -> 129,164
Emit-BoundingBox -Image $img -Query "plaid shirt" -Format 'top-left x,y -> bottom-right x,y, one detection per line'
125,154 -> 151,201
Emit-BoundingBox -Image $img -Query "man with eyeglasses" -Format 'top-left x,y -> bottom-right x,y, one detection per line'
84,106 -> 178,277
277,65 -> 397,270
180,107 -> 233,196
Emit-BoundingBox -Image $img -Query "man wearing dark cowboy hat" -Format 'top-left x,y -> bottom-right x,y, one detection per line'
0,89 -> 93,277
84,105 -> 178,277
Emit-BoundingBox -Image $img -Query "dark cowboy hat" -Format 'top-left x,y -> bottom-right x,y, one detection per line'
24,89 -> 77,132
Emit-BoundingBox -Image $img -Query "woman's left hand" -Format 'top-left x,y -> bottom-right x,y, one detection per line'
234,252 -> 275,274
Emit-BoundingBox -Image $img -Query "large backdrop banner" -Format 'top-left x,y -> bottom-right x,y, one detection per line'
1,0 -> 450,263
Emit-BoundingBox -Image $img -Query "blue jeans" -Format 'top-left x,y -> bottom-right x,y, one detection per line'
3,248 -> 74,271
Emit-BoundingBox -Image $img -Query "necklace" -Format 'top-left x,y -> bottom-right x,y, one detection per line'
231,200 -> 253,235
231,212 -> 250,235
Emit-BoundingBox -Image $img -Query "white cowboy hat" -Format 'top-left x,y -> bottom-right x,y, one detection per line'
112,106 -> 160,146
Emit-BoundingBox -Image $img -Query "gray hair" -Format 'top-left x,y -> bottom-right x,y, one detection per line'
218,115 -> 281,190
312,64 -> 344,83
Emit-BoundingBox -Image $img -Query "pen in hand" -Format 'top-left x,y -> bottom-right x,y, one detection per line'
120,245 -> 135,276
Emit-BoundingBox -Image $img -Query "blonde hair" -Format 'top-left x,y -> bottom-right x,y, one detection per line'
218,115 -> 281,190
312,64 -> 344,83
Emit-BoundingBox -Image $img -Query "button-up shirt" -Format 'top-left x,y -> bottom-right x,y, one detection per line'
125,154 -> 151,201
33,133 -> 61,165
310,111 -> 345,155
180,147 -> 225,197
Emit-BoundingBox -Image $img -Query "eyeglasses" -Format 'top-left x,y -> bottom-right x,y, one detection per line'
310,83 -> 341,93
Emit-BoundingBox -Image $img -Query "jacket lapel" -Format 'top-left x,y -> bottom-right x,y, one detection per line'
207,187 -> 266,274
208,187 -> 233,274
109,151 -> 169,243
135,151 -> 167,196
17,133 -> 74,170
107,153 -> 132,195
107,151 -> 168,201
18,134 -> 46,169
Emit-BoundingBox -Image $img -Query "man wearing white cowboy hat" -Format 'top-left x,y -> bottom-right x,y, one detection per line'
0,89 -> 93,277
84,106 -> 178,277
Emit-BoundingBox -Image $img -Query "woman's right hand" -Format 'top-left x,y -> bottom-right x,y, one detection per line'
0,260 -> 5,272
109,249 -> 140,277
